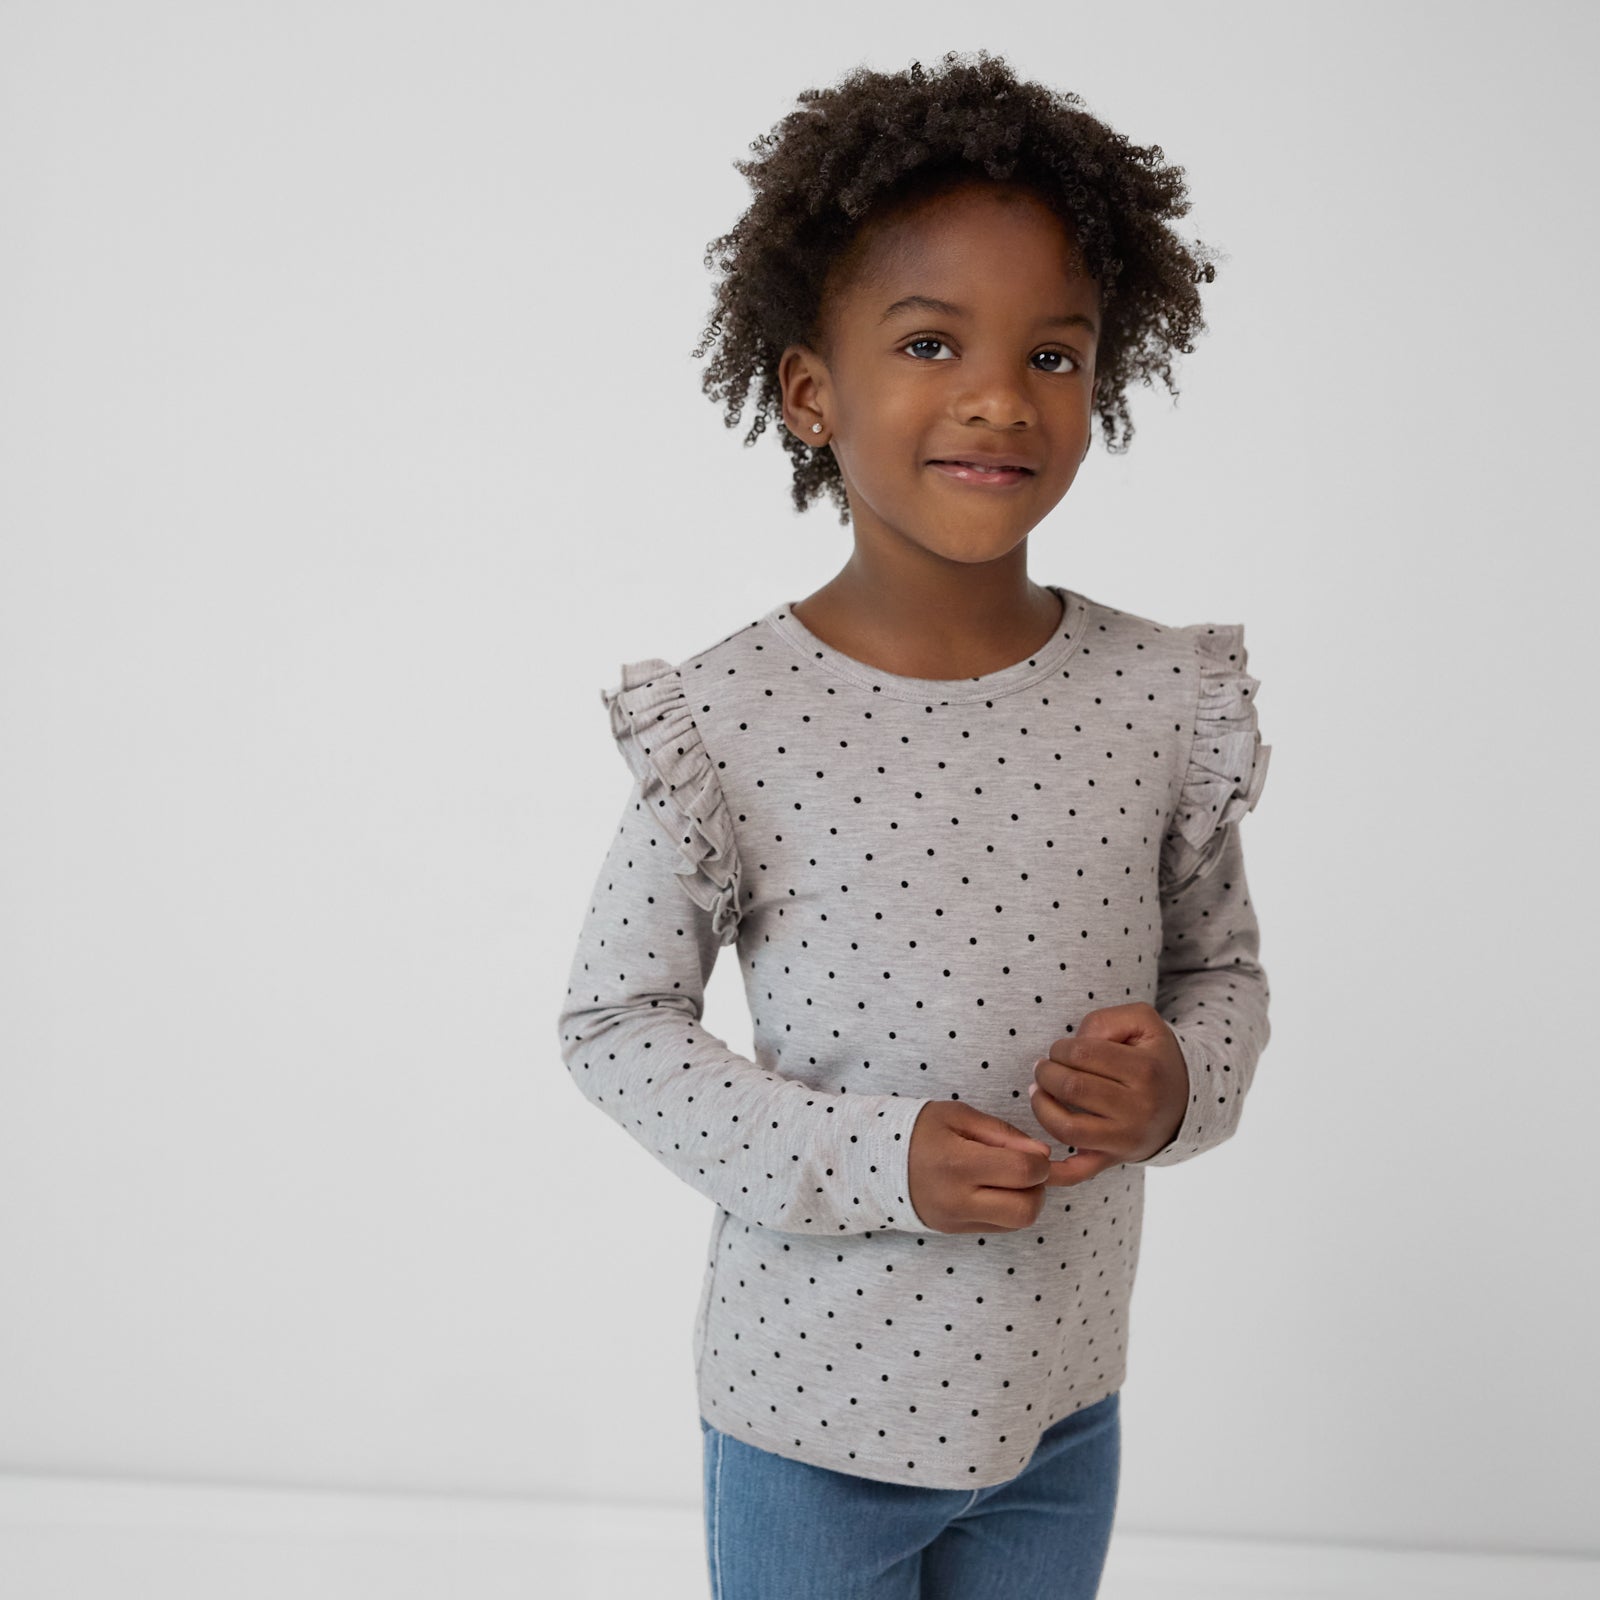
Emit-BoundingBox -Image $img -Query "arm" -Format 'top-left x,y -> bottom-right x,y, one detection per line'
1130,622 -> 1272,1168
555,659 -> 929,1234
1136,824 -> 1271,1165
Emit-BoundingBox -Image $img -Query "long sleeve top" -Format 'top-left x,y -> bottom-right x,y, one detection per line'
555,583 -> 1272,1489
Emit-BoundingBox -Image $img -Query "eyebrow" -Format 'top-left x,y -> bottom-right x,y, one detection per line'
878,293 -> 1098,339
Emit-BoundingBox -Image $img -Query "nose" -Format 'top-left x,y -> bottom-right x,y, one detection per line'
953,352 -> 1039,430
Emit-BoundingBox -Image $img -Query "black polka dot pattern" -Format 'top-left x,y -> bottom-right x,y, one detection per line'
557,585 -> 1271,1489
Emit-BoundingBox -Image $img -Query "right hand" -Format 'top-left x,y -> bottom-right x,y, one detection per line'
906,1101 -> 1055,1234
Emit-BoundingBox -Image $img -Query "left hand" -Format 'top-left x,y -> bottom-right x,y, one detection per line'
1028,1002 -> 1189,1185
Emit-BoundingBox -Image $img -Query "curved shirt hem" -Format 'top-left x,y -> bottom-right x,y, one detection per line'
696,1363 -> 1128,1491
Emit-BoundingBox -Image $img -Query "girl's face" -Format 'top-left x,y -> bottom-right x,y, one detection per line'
781,182 -> 1101,566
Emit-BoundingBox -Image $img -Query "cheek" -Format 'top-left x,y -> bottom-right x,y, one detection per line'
835,419 -> 921,491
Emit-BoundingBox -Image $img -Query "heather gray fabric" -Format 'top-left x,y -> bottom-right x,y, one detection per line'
556,584 -> 1272,1489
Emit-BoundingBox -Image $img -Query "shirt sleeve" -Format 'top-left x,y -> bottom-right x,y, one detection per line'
1129,623 -> 1273,1169
555,657 -> 931,1234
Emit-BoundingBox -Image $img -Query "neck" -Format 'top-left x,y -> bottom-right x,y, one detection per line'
792,552 -> 1063,681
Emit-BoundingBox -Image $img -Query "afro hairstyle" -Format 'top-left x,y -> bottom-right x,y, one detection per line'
691,49 -> 1224,523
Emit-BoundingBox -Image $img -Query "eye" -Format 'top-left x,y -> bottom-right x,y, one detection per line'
900,337 -> 1082,373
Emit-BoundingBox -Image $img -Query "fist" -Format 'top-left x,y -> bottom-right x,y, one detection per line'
1028,1002 -> 1189,1184
906,1100 -> 1055,1235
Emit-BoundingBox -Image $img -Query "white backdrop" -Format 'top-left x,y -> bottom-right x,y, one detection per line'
2,0 -> 1596,1566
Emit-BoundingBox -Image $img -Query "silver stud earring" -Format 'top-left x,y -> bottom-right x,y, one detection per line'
812,423 -> 822,434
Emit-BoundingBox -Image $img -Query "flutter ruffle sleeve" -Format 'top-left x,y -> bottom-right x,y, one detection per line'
1160,623 -> 1272,898
599,657 -> 745,946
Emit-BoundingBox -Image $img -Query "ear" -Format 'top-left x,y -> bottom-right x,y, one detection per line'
778,344 -> 826,438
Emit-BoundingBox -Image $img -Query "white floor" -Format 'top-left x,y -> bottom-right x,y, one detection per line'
0,1474 -> 1594,1599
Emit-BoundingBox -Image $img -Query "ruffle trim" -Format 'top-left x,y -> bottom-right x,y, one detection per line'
1161,623 -> 1272,895
599,657 -> 745,946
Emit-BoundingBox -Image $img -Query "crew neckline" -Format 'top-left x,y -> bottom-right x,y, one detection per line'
761,584 -> 1090,704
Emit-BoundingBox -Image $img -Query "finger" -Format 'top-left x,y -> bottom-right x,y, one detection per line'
1029,1082 -> 1114,1147
996,1142 -> 1055,1189
961,1130 -> 1054,1191
1044,1149 -> 1122,1186
972,1184 -> 1048,1232
1027,1081 -> 1075,1144
955,1105 -> 1052,1156
1075,1002 -> 1162,1045
1044,1034 -> 1140,1088
953,1134 -> 1053,1200
1034,1058 -> 1118,1116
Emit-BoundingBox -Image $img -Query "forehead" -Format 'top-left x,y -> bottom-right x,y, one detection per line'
842,182 -> 1093,304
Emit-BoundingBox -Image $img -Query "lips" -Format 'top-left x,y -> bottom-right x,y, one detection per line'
930,459 -> 1034,473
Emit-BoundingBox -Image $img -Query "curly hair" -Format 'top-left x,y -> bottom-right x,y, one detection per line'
690,50 -> 1224,523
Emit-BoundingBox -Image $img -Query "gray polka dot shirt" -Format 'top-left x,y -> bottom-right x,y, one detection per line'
557,584 -> 1272,1489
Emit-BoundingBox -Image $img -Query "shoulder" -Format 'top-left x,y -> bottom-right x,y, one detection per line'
1068,588 -> 1250,684
641,605 -> 807,746
1063,588 -> 1269,889
596,605 -> 773,720
597,651 -> 756,949
1070,586 -> 1265,766
1088,598 -> 1270,891
593,609 -> 778,946
672,610 -> 783,700
1064,592 -> 1266,739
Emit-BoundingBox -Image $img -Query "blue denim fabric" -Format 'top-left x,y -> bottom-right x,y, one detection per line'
700,1390 -> 1120,1599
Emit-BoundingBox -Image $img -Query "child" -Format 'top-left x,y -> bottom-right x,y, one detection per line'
557,50 -> 1271,1600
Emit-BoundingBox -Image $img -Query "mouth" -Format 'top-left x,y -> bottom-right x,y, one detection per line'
927,460 -> 1035,485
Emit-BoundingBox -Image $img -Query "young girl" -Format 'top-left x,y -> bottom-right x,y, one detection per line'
558,51 -> 1271,1600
